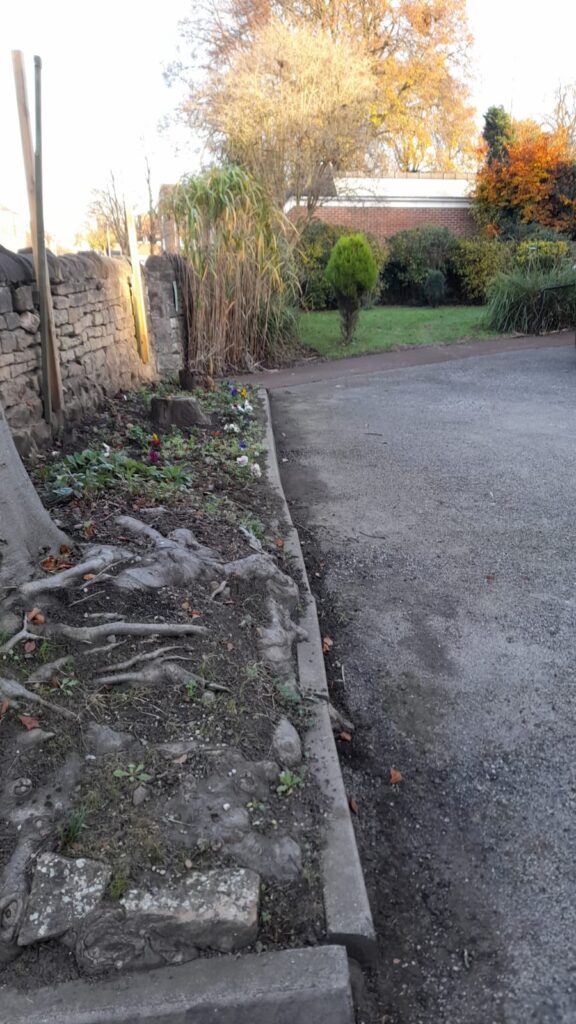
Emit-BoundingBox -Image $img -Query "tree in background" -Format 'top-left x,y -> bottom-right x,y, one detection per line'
474,115 -> 576,238
88,173 -> 128,254
172,0 -> 477,180
482,105 -> 514,164
544,83 -> 576,158
198,18 -> 376,211
324,233 -> 378,344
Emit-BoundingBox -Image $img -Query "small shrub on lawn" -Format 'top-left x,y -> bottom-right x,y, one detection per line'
450,237 -> 513,304
485,265 -> 576,334
324,233 -> 378,344
296,219 -> 387,310
423,269 -> 447,306
383,227 -> 457,304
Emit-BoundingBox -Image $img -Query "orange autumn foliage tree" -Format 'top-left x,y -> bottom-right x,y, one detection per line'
474,120 -> 576,236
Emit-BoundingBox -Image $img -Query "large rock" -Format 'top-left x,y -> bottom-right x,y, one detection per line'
230,834 -> 302,882
122,869 -> 259,952
150,394 -> 212,430
17,854 -> 111,946
72,869 -> 260,975
272,718 -> 303,768
85,722 -> 133,756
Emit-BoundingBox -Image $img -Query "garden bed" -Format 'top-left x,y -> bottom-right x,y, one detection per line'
0,382 -> 324,990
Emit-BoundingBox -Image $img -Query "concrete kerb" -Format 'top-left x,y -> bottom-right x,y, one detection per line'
1,945 -> 354,1024
260,388 -> 377,966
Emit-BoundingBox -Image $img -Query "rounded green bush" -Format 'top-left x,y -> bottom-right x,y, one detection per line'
324,233 -> 378,343
383,227 -> 457,304
449,238 -> 513,304
423,269 -> 447,306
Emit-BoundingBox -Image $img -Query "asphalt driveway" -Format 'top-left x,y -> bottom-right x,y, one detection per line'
271,344 -> 576,1024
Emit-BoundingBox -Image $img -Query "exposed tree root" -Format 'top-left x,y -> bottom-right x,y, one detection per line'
94,660 -> 194,689
0,677 -> 79,721
112,517 -> 220,593
19,547 -> 130,598
27,656 -> 74,685
98,645 -> 189,674
45,621 -> 207,644
0,614 -> 40,653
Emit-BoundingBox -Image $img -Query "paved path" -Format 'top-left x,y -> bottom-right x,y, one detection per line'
270,343 -> 576,1024
243,330 -> 574,391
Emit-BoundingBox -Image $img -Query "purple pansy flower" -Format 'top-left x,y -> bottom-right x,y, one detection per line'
239,440 -> 247,450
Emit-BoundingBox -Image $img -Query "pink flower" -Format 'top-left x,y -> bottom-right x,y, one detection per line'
149,449 -> 159,464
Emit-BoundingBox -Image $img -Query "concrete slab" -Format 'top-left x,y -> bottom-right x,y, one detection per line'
1,945 -> 354,1024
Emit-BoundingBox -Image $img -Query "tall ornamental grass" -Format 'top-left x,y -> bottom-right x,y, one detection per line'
165,167 -> 299,375
485,265 -> 576,335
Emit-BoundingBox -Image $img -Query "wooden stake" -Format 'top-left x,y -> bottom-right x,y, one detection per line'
12,51 -> 64,420
126,207 -> 150,364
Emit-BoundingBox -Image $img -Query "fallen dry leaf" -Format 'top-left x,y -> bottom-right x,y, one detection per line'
339,731 -> 353,743
349,797 -> 358,814
83,522 -> 96,539
485,574 -> 495,583
0,700 -> 11,717
322,636 -> 334,654
40,556 -> 59,573
83,573 -> 96,582
390,768 -> 403,785
23,640 -> 37,655
275,538 -> 285,549
191,611 -> 202,619
26,607 -> 45,625
59,544 -> 72,557
18,715 -> 40,731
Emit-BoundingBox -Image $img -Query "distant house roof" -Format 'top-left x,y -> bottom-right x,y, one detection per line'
285,172 -> 474,213
334,174 -> 473,200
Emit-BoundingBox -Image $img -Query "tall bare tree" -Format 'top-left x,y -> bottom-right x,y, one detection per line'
171,0 -> 477,175
545,83 -> 576,157
88,173 -> 128,254
196,18 -> 377,211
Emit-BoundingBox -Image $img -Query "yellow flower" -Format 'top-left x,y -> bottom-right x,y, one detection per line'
240,387 -> 248,398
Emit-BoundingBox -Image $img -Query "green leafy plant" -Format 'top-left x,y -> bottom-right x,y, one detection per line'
449,237 -> 513,304
107,870 -> 129,901
185,680 -> 199,700
59,676 -> 81,696
383,227 -> 457,304
324,233 -> 378,343
485,264 -> 576,334
276,769 -> 303,796
112,763 -> 152,784
423,269 -> 447,306
515,239 -> 570,272
59,807 -> 87,848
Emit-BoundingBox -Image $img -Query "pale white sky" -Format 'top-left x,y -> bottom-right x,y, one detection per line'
1,0 -> 576,246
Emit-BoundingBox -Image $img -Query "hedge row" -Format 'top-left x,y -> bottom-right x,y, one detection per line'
296,221 -> 574,309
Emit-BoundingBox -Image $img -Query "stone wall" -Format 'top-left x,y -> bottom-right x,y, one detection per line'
0,250 -> 156,451
144,255 -> 185,378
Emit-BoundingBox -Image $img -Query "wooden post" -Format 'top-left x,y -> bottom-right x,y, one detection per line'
126,207 -> 150,364
12,50 -> 64,420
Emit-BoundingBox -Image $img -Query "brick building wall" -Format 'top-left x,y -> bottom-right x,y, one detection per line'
288,203 -> 476,240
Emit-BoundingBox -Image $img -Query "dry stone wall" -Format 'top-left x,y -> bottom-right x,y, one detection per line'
0,249 -> 156,452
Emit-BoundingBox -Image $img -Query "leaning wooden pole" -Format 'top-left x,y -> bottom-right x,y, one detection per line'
126,207 -> 150,364
12,51 -> 64,421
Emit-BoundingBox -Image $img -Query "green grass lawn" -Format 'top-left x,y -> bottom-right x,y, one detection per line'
299,305 -> 499,359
